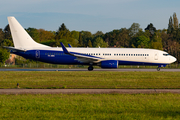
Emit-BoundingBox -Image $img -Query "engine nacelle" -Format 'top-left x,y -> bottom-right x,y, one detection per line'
101,60 -> 118,68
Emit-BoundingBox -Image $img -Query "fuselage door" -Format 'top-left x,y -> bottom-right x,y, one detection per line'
154,52 -> 158,60
35,50 -> 40,59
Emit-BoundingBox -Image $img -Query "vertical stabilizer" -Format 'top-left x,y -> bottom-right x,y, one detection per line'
8,17 -> 49,49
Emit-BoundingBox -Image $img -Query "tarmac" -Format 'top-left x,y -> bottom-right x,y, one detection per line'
0,68 -> 180,71
0,89 -> 180,94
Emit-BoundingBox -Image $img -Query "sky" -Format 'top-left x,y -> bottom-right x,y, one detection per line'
0,0 -> 180,33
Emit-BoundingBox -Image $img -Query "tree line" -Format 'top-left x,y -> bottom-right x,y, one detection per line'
0,13 -> 180,63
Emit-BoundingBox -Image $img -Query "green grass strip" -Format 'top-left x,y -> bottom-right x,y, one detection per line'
0,71 -> 180,89
0,94 -> 180,120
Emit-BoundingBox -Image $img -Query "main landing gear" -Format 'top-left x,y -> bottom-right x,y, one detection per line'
157,67 -> 160,71
88,66 -> 94,71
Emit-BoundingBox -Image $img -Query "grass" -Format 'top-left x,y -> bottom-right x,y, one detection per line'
0,71 -> 179,119
0,71 -> 180,89
0,93 -> 180,120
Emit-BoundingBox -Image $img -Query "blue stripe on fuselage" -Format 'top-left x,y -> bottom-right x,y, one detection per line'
13,50 -> 80,64
118,60 -> 167,66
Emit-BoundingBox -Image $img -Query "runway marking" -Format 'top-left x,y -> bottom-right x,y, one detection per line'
0,89 -> 180,94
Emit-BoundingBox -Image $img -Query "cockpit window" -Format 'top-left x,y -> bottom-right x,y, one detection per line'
163,53 -> 169,56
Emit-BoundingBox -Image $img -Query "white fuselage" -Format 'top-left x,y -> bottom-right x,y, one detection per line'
27,47 -> 176,65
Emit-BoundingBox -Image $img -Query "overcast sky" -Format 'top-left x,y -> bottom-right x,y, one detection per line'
0,0 -> 180,33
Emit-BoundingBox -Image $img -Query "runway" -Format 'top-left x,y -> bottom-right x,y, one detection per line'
0,89 -> 180,94
0,68 -> 180,71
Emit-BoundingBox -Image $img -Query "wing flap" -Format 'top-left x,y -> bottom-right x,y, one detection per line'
74,54 -> 101,63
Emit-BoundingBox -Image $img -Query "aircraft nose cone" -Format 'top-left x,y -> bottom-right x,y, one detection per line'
171,56 -> 177,63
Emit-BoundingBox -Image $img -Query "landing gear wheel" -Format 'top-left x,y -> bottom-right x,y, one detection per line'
88,66 -> 94,71
157,67 -> 160,71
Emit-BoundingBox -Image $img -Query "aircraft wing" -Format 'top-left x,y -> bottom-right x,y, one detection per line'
60,42 -> 104,63
3,46 -> 27,52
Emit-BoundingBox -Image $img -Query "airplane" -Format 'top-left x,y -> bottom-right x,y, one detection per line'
5,17 -> 177,71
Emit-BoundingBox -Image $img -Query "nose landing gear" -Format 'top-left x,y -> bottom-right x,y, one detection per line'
157,67 -> 160,71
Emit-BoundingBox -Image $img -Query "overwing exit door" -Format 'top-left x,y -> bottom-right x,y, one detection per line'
154,52 -> 158,60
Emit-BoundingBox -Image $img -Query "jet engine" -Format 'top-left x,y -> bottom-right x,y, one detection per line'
100,60 -> 118,68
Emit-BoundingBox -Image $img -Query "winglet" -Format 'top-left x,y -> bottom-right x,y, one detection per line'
68,44 -> 72,47
60,42 -> 69,54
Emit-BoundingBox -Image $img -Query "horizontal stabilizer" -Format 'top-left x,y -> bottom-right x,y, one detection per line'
3,46 -> 26,52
